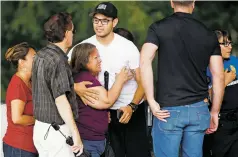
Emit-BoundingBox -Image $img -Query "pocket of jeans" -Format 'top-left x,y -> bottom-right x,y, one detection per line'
196,111 -> 211,131
158,110 -> 180,131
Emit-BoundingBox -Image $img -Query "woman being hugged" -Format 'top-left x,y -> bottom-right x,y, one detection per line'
70,43 -> 132,157
3,42 -> 38,157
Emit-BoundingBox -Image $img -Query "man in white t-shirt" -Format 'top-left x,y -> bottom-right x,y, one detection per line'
68,2 -> 149,157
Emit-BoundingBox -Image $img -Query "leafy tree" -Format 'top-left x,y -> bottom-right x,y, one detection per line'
1,1 -> 238,101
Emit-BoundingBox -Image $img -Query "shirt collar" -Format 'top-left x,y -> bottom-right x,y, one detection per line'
47,43 -> 69,60
174,12 -> 193,18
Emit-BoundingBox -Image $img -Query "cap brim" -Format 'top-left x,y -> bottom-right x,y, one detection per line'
89,10 -> 104,17
89,11 -> 96,17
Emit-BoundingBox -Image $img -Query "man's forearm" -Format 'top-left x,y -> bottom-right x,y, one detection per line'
55,94 -> 80,136
209,55 -> 224,114
140,59 -> 155,102
140,43 -> 157,102
211,74 -> 224,113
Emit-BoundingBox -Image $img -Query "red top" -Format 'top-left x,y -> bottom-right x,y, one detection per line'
3,74 -> 37,153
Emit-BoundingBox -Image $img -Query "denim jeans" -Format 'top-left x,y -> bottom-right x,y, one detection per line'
3,142 -> 38,157
152,100 -> 211,157
83,139 -> 105,157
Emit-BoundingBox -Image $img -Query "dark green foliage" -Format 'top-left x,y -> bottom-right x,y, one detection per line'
1,1 -> 238,101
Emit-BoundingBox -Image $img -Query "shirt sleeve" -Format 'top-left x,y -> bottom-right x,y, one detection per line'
67,43 -> 80,62
128,43 -> 140,69
145,23 -> 160,47
68,40 -> 88,62
67,49 -> 73,62
50,62 -> 72,99
9,79 -> 27,103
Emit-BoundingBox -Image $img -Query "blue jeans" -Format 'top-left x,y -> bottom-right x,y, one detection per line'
83,139 -> 105,157
3,142 -> 38,157
152,100 -> 211,157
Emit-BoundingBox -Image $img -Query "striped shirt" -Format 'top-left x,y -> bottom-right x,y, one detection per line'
32,43 -> 78,125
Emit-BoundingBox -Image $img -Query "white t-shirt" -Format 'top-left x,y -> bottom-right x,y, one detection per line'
68,33 -> 141,110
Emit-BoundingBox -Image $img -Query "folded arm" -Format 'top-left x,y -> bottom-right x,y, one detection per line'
11,99 -> 35,125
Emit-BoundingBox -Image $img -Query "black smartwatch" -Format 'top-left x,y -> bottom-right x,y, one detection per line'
128,102 -> 138,112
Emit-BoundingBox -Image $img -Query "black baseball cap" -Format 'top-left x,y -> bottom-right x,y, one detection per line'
89,2 -> 118,18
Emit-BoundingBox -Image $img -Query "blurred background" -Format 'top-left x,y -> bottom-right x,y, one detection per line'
1,1 -> 238,102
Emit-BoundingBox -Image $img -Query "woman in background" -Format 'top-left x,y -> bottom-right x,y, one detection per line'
205,30 -> 238,157
114,28 -> 134,42
3,42 -> 38,157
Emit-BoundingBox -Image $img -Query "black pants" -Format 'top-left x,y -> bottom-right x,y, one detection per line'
203,119 -> 238,157
108,102 -> 150,157
211,119 -> 238,157
203,134 -> 213,157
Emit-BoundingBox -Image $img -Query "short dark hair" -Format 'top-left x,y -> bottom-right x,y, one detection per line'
70,43 -> 96,75
172,0 -> 194,6
214,30 -> 232,43
44,12 -> 73,43
114,28 -> 134,42
5,42 -> 35,68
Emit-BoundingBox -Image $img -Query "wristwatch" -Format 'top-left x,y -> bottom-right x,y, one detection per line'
128,102 -> 138,112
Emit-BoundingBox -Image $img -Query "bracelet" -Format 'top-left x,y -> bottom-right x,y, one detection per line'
128,102 -> 138,112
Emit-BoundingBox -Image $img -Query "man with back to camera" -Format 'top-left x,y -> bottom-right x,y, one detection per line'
32,12 -> 83,157
140,1 -> 225,157
68,2 -> 149,157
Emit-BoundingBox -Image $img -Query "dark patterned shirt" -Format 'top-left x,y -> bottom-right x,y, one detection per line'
32,43 -> 78,125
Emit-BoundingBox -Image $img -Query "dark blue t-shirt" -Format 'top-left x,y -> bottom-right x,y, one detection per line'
207,56 -> 238,110
74,71 -> 108,140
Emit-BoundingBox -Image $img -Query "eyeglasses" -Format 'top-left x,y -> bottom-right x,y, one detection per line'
220,41 -> 232,47
92,17 -> 112,25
